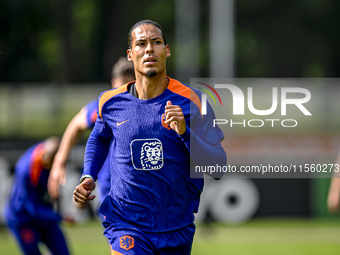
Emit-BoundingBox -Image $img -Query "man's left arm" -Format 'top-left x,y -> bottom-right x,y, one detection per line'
164,101 -> 227,179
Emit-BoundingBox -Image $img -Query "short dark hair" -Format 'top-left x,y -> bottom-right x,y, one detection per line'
111,57 -> 135,79
128,19 -> 167,49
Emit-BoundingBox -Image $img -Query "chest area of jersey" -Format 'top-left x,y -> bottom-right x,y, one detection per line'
108,102 -> 173,137
105,101 -> 187,170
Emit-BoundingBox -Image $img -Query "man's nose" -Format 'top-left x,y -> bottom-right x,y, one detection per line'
146,42 -> 154,53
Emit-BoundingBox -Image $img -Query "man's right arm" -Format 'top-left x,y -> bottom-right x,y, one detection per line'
82,127 -> 111,181
73,126 -> 111,207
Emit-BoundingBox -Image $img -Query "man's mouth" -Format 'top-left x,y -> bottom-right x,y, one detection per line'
144,57 -> 157,64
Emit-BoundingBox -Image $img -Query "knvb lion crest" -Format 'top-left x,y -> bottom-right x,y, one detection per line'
130,138 -> 164,170
141,141 -> 163,170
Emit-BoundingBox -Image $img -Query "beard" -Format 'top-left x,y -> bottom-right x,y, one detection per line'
146,70 -> 157,77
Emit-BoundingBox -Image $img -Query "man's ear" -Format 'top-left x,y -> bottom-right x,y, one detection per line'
166,45 -> 171,58
127,49 -> 133,62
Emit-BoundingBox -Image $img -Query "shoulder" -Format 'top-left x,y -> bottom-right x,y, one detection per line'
83,99 -> 99,126
15,142 -> 44,185
15,144 -> 37,174
29,142 -> 45,186
167,77 -> 202,114
98,82 -> 130,119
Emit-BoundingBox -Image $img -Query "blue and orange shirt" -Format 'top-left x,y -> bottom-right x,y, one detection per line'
85,99 -> 98,129
4,142 -> 61,226
83,77 -> 226,232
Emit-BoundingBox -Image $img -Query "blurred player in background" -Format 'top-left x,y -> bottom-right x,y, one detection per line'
327,154 -> 340,213
73,20 -> 227,254
3,137 -> 70,255
48,57 -> 135,207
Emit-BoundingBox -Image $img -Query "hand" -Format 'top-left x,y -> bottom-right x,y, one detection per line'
73,178 -> 96,207
164,101 -> 186,135
48,162 -> 66,199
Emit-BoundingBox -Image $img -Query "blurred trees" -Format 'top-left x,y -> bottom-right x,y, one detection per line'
0,0 -> 340,83
0,0 -> 174,83
236,0 -> 340,77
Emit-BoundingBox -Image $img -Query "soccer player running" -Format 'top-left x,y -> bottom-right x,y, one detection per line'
48,58 -> 135,205
3,137 -> 70,255
73,20 -> 227,254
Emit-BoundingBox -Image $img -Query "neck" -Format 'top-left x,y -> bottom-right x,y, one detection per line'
135,73 -> 168,100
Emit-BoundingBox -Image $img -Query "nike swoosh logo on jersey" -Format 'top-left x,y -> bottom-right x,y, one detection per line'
117,120 -> 129,126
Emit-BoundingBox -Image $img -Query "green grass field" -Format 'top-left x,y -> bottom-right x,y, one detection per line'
1,219 -> 340,255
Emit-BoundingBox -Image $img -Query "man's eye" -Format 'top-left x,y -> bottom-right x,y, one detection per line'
137,42 -> 145,46
155,41 -> 162,44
